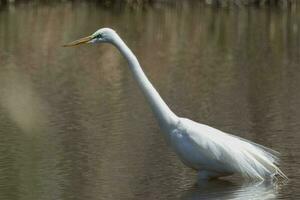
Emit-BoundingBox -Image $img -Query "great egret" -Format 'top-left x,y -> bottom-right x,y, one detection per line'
64,28 -> 287,181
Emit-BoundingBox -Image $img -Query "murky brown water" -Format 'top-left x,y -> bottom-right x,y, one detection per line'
0,2 -> 299,199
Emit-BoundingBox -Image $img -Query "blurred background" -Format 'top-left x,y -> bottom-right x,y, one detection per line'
0,0 -> 299,199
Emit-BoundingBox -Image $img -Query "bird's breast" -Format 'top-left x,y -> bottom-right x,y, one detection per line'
170,129 -> 208,170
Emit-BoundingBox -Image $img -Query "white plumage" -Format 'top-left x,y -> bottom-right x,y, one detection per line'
64,28 -> 287,181
170,118 -> 287,180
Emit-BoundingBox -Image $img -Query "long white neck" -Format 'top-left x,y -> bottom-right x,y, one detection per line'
111,34 -> 178,130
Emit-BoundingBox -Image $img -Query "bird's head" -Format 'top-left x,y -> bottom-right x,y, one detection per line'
63,28 -> 117,47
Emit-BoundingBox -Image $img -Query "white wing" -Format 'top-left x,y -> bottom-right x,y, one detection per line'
180,118 -> 287,180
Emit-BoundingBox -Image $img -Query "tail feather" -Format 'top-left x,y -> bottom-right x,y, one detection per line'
226,134 -> 288,181
229,133 -> 280,164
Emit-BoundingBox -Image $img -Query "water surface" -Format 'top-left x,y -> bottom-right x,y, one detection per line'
0,2 -> 299,199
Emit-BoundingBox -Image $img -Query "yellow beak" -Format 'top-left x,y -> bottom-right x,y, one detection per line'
63,35 -> 93,47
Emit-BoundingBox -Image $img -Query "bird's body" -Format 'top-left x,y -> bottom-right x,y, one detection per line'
170,118 -> 235,174
64,28 -> 287,181
169,118 -> 285,180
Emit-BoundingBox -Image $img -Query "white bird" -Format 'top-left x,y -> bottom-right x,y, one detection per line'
64,28 -> 287,181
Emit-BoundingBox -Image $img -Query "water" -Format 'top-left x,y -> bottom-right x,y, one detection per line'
0,2 -> 299,199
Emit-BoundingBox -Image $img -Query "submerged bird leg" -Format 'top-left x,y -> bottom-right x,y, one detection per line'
197,170 -> 222,180
197,170 -> 232,180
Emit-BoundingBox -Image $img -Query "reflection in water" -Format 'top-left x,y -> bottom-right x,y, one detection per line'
0,1 -> 299,200
181,180 -> 278,200
0,62 -> 48,135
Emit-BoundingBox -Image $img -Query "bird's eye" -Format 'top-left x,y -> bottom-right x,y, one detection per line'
97,34 -> 102,38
